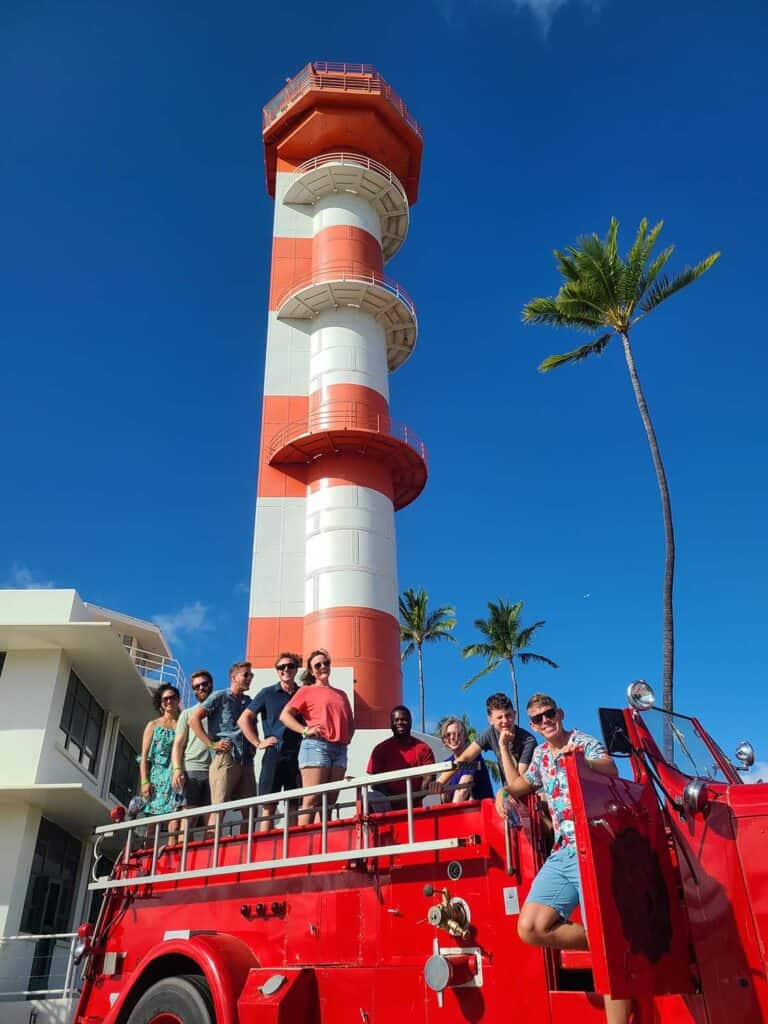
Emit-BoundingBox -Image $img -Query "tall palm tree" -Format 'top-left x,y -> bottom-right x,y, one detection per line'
462,599 -> 557,716
522,218 -> 719,740
399,587 -> 457,733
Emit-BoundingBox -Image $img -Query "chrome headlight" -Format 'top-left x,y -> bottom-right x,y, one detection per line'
627,679 -> 656,710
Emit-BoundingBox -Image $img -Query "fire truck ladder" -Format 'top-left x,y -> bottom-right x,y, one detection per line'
89,761 -> 475,892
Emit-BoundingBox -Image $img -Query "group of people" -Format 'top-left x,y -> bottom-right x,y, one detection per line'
140,659 -> 628,1022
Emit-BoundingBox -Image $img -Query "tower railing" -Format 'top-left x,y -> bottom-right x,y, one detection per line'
267,402 -> 428,465
275,266 -> 416,321
262,62 -> 422,137
292,151 -> 408,198
88,762 -> 467,893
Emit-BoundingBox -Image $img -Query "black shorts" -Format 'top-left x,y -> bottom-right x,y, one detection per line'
183,770 -> 211,809
259,746 -> 301,796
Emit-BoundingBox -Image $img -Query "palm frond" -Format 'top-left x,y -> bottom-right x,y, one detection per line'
517,652 -> 559,668
400,640 -> 416,663
538,333 -> 614,372
521,297 -> 574,328
639,253 -> 720,315
515,621 -> 546,648
462,660 -> 500,691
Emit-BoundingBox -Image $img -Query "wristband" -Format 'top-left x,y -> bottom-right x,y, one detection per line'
501,788 -> 509,798
302,727 -> 309,738
173,765 -> 183,771
209,743 -> 216,750
141,779 -> 150,786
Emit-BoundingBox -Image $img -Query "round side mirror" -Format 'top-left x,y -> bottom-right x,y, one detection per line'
735,741 -> 755,770
627,679 -> 656,710
683,778 -> 709,814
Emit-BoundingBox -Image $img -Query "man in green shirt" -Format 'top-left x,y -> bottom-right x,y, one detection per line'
171,670 -> 214,817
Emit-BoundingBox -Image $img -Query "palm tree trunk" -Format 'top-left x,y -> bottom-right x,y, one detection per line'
507,658 -> 520,719
620,332 -> 675,757
417,643 -> 425,733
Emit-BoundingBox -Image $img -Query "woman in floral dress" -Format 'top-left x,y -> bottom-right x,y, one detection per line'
139,685 -> 181,837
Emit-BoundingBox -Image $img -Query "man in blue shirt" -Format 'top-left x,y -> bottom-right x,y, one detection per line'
189,660 -> 256,825
238,651 -> 302,832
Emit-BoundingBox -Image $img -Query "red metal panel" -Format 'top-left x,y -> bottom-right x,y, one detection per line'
565,752 -> 694,999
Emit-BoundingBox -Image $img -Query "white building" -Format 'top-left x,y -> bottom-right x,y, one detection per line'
0,589 -> 186,1023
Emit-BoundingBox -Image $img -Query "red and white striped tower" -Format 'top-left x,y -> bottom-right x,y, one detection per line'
247,63 -> 426,741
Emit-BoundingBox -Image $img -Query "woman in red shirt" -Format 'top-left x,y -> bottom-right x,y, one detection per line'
279,649 -> 354,822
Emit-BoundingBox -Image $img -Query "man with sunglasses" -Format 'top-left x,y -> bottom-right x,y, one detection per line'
189,660 -> 256,824
502,693 -> 631,1024
237,652 -> 303,832
170,670 -> 214,817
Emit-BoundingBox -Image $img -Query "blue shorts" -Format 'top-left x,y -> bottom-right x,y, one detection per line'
525,844 -> 584,922
298,737 -> 348,771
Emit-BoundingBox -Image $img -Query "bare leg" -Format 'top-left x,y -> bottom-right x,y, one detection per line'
300,767 -> 327,824
327,766 -> 346,818
604,996 -> 632,1024
517,902 -> 589,951
258,801 -> 277,832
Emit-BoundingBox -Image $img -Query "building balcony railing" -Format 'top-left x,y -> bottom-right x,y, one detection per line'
123,643 -> 192,707
262,61 -> 422,137
267,403 -> 428,509
267,405 -> 426,464
0,932 -> 79,1000
275,267 -> 416,322
292,151 -> 408,198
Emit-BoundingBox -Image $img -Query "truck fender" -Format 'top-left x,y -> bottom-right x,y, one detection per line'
114,932 -> 259,1024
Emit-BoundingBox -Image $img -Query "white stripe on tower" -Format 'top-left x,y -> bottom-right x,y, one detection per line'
247,170 -> 312,673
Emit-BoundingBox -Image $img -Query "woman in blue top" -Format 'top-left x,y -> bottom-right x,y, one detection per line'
140,685 -> 181,837
440,717 -> 494,802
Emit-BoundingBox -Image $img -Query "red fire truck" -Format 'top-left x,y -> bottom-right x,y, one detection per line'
72,681 -> 765,1023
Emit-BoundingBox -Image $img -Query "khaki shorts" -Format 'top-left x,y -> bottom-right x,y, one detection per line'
209,750 -> 257,805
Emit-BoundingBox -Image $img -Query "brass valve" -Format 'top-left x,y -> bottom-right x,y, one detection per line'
423,884 -> 470,939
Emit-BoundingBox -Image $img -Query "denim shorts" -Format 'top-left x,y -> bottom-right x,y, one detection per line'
298,737 -> 348,771
525,844 -> 584,922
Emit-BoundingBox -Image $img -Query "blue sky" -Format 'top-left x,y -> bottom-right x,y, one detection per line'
3,1 -> 766,775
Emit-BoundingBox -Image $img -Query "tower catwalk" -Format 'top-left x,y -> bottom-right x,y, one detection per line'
247,63 -> 426,732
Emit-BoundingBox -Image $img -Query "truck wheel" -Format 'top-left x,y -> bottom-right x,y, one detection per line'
127,975 -> 214,1024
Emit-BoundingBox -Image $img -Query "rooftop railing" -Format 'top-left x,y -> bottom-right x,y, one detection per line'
263,62 -> 422,137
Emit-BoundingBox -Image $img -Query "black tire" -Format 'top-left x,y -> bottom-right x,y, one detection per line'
126,974 -> 214,1024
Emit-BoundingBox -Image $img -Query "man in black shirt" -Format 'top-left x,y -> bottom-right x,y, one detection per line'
432,693 -> 536,815
238,651 -> 302,832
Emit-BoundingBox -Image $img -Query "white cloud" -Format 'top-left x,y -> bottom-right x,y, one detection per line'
153,601 -> 213,645
4,562 -> 55,589
435,0 -> 606,36
744,761 -> 768,785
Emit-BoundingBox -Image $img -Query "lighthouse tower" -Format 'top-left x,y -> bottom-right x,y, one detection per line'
247,63 -> 426,751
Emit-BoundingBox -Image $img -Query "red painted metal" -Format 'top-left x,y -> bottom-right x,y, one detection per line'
73,705 -> 768,1024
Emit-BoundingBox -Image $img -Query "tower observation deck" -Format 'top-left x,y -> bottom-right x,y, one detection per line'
248,62 -> 425,729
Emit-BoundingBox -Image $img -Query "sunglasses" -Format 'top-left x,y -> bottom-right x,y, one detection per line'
161,695 -> 179,703
312,660 -> 331,670
530,707 -> 558,725
191,683 -> 211,691
277,662 -> 298,671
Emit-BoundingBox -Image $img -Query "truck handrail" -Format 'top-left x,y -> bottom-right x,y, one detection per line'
90,760 -> 477,892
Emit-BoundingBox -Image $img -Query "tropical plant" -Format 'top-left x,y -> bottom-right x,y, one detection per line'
522,217 -> 719,735
399,587 -> 457,733
462,599 -> 557,716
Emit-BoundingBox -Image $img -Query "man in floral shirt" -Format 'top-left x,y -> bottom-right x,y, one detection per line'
499,693 -> 631,1024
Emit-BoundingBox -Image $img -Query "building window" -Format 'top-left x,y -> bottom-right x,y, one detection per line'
20,818 -> 82,991
59,670 -> 104,775
110,732 -> 138,806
